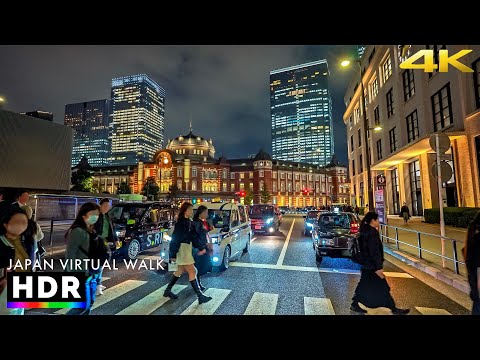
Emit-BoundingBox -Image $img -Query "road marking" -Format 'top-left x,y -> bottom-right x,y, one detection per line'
276,219 -> 295,265
304,297 -> 335,315
100,277 -> 111,281
244,292 -> 278,315
383,272 -> 414,278
181,288 -> 231,315
251,237 -> 257,243
116,284 -> 187,315
55,279 -> 146,314
415,307 -> 452,315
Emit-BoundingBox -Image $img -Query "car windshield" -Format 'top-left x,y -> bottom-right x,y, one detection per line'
207,210 -> 231,228
249,206 -> 274,218
318,213 -> 352,228
110,205 -> 148,223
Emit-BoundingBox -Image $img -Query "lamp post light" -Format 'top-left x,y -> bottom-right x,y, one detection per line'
0,96 -> 5,109
340,58 -> 380,209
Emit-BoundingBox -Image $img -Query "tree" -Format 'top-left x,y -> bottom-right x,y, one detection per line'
260,184 -> 271,204
142,176 -> 159,200
244,183 -> 254,205
70,168 -> 93,192
167,184 -> 180,204
117,182 -> 132,195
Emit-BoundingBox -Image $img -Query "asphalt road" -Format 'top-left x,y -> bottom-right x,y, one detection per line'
29,215 -> 471,315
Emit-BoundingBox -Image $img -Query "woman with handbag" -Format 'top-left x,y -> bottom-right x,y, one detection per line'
192,205 -> 213,291
163,202 -> 212,304
64,202 -> 102,315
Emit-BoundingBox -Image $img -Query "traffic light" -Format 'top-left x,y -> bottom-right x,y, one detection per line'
240,191 -> 246,197
303,189 -> 308,195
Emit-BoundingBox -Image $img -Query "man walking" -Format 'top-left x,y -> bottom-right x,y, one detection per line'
401,202 -> 410,224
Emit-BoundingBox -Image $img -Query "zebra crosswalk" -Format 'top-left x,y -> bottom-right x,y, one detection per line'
49,277 -> 455,316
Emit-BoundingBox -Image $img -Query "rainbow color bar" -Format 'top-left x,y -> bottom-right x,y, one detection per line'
7,302 -> 86,309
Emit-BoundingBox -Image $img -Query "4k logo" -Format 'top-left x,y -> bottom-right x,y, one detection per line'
399,49 -> 474,73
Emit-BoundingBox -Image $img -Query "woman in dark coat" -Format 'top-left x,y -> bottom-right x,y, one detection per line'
351,212 -> 410,315
163,202 -> 212,304
192,205 -> 212,291
464,211 -> 480,315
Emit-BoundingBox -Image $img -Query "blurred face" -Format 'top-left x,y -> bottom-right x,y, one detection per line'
83,210 -> 100,226
100,201 -> 111,214
184,206 -> 193,218
19,192 -> 29,204
4,213 -> 28,238
369,217 -> 380,229
199,208 -> 208,220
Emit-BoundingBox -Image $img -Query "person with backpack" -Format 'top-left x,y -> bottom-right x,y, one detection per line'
192,205 -> 213,291
464,211 -> 480,315
65,202 -> 107,315
350,211 -> 409,315
163,202 -> 212,304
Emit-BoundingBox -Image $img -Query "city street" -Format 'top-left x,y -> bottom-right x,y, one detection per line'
29,215 -> 470,315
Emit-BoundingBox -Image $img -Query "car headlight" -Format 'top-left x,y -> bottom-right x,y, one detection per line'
307,223 -> 313,228
266,218 -> 274,224
211,236 -> 220,244
163,234 -> 172,242
116,230 -> 126,237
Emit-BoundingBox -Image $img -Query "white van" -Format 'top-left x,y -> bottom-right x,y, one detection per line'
193,201 -> 252,271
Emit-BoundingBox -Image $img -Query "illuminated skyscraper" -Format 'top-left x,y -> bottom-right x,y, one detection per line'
64,99 -> 111,167
270,60 -> 333,165
110,74 -> 165,166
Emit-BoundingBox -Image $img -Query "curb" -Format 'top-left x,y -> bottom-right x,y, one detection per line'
383,246 -> 470,294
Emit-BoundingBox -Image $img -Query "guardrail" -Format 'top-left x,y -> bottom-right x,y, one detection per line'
379,223 -> 465,275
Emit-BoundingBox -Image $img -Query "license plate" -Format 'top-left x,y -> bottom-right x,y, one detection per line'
320,252 -> 327,255
255,226 -> 261,230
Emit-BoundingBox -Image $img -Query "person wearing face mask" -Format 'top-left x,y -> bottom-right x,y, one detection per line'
64,202 -> 101,315
0,206 -> 32,315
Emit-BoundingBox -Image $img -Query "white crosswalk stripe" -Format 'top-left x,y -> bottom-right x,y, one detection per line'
415,307 -> 452,315
244,292 -> 279,315
304,297 -> 335,315
116,284 -> 187,315
181,288 -> 231,315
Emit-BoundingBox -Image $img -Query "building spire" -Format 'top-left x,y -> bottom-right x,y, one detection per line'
189,114 -> 193,133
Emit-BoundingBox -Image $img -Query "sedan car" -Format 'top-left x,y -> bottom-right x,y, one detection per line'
311,212 -> 360,264
303,210 -> 320,236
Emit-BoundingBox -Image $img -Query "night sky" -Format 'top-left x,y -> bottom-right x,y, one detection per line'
0,45 -> 358,165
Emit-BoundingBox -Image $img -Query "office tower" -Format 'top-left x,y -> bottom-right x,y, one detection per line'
110,74 -> 165,166
270,60 -> 334,166
64,99 -> 111,167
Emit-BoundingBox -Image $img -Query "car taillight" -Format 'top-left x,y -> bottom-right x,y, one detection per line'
350,223 -> 359,233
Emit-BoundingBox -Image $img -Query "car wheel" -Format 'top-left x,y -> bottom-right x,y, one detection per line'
220,246 -> 231,271
127,239 -> 141,260
243,236 -> 250,253
315,252 -> 323,263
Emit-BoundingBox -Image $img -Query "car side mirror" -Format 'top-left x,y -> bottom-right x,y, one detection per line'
221,225 -> 230,233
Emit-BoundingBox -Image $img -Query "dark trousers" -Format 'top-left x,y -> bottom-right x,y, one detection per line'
467,270 -> 480,315
352,269 -> 396,309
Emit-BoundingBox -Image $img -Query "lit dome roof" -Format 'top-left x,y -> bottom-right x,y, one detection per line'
167,129 -> 215,157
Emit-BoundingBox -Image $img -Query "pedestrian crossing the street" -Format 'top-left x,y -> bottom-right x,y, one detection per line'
47,277 -> 457,315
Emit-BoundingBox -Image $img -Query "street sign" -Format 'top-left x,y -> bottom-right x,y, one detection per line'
376,174 -> 386,187
375,189 -> 384,203
431,161 -> 453,183
429,132 -> 450,153
375,189 -> 386,224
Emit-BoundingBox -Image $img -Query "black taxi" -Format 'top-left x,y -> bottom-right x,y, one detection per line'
109,201 -> 176,259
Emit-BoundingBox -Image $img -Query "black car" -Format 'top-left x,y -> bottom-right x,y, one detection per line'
249,204 -> 281,235
303,210 -> 320,236
278,206 -> 289,215
311,212 -> 360,264
109,202 -> 176,259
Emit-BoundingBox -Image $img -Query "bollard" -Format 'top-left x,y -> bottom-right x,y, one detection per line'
417,232 -> 422,259
452,241 -> 459,275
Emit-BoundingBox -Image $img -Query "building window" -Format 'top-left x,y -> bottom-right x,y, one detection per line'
272,181 -> 277,192
192,180 -> 197,191
352,159 -> 355,176
280,172 -> 285,179
249,172 -> 254,179
376,139 -> 383,161
409,160 -> 423,216
308,174 -> 313,181
386,88 -> 394,118
302,174 -> 306,181
231,183 -> 235,192
295,174 -> 299,180
273,172 -> 277,179
374,105 -> 380,126
260,180 -> 265,191
288,183 -> 292,192
389,127 -> 398,153
192,167 -> 197,178
295,183 -> 300,192
222,183 -> 227,192
250,182 -> 253,190
354,106 -> 360,124
402,69 -> 415,101
359,154 -> 363,173
359,181 -> 364,207
391,168 -> 400,214
177,180 -> 182,190
222,169 -> 227,179
260,170 -> 264,178
288,173 -> 292,180
231,173 -> 235,180
406,110 -> 419,143
370,77 -> 379,99
382,56 -> 392,83
177,167 -> 183,177
281,182 -> 285,192
349,115 -> 353,128
431,83 -> 453,131
473,57 -> 480,109
240,173 -> 245,179
358,128 -> 362,147
240,183 -> 245,190
350,135 -> 354,152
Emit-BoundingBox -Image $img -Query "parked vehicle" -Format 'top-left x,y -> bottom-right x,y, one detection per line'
304,210 -> 320,236
249,204 -> 281,235
311,211 -> 360,264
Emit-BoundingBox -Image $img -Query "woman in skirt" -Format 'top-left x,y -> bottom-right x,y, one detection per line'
163,202 -> 212,304
351,212 -> 409,315
192,205 -> 213,291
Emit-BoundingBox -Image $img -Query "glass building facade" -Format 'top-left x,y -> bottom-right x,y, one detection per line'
64,99 -> 111,167
110,74 -> 165,166
270,60 -> 333,166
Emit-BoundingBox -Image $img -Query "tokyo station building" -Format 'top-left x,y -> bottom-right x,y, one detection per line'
90,128 -> 350,207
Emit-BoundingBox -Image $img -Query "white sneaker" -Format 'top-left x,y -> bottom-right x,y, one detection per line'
99,285 -> 106,290
96,288 -> 104,296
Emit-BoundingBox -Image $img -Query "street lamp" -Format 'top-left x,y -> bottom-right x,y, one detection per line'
341,57 -> 375,209
0,96 -> 5,109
